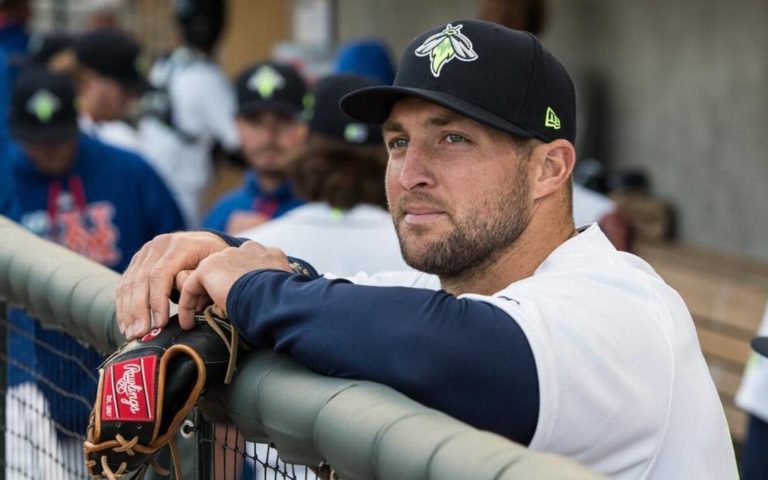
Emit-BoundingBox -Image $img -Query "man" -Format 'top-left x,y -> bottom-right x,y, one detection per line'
72,28 -> 148,152
3,68 -> 184,478
139,0 -> 239,227
239,73 -> 409,276
202,61 -> 307,233
116,20 -> 737,478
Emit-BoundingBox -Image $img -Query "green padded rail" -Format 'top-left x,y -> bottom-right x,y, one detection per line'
0,215 -> 605,480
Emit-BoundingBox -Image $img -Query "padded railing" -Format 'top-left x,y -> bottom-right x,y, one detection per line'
0,215 -> 605,479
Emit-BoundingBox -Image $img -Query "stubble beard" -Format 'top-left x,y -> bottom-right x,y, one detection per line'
394,170 -> 531,280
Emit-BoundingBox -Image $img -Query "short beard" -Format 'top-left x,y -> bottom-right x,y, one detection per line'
395,167 -> 531,280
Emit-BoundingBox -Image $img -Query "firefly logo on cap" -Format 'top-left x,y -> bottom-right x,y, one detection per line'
415,23 -> 478,77
545,107 -> 561,130
26,89 -> 61,123
248,65 -> 286,99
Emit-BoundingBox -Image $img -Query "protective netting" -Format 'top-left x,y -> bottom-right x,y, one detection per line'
0,309 -> 327,480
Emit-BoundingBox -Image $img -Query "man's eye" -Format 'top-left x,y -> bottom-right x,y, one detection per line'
445,133 -> 466,144
389,138 -> 408,149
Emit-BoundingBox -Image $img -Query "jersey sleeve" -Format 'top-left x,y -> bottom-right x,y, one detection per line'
226,269 -> 540,444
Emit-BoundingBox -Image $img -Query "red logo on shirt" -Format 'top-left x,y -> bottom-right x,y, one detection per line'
102,355 -> 156,422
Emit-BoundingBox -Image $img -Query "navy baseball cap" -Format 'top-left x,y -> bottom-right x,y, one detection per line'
235,62 -> 306,116
74,29 -> 149,92
10,68 -> 79,143
340,19 -> 576,144
307,74 -> 383,145
753,337 -> 768,358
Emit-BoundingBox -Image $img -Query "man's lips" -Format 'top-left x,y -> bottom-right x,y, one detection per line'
401,205 -> 447,226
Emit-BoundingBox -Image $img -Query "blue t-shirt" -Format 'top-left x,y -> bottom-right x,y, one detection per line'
3,134 -> 186,434
202,170 -> 303,232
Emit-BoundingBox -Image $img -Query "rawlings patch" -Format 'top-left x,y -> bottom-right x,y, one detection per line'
102,356 -> 157,422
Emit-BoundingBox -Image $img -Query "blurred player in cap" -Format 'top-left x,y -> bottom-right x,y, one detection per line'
72,28 -> 149,153
2,68 -> 184,478
116,20 -> 737,478
202,61 -> 308,234
139,0 -> 239,227
240,73 -> 409,275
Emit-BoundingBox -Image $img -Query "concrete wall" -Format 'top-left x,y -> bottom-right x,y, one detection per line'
337,0 -> 768,262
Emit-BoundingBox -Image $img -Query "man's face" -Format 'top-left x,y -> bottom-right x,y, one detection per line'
79,71 -> 133,122
22,138 -> 78,175
236,111 -> 307,176
383,98 -> 534,277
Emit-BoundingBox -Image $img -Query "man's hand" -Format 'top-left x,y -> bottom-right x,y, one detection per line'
176,241 -> 293,329
116,232 -> 230,340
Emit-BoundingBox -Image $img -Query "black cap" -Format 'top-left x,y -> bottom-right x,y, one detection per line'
10,68 -> 79,143
73,28 -> 149,92
28,32 -> 74,65
341,19 -> 576,143
753,337 -> 768,358
307,74 -> 382,145
174,0 -> 226,52
234,62 -> 306,116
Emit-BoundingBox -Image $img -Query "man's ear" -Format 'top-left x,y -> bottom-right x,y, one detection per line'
530,139 -> 575,201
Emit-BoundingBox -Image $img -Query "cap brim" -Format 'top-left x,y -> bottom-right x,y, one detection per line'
753,337 -> 768,357
237,100 -> 303,117
340,86 -> 538,139
10,123 -> 79,143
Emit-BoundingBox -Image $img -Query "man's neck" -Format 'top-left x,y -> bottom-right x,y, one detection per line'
256,171 -> 285,193
440,211 -> 575,296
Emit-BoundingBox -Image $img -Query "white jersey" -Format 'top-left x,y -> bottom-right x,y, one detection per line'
344,224 -> 737,479
138,48 -> 239,227
572,183 -> 616,227
239,202 -> 412,276
79,115 -> 142,154
736,302 -> 768,422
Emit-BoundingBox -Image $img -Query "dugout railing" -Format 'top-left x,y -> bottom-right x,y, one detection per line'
0,215 -> 604,479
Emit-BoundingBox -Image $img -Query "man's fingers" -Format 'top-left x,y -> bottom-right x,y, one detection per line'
116,247 -> 150,336
177,269 -> 210,330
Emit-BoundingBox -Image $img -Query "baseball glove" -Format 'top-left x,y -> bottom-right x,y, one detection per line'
83,306 -> 248,479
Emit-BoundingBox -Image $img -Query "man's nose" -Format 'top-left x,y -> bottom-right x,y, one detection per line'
398,143 -> 434,190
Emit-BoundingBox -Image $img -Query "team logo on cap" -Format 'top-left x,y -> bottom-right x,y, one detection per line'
248,65 -> 286,99
26,89 -> 61,123
415,23 -> 478,77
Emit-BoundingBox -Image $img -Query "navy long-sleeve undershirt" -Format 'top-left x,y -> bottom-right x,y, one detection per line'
226,269 -> 540,445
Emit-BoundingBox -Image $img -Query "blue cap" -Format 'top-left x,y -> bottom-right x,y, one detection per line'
335,39 -> 395,85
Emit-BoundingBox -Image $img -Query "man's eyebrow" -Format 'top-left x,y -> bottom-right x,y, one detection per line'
382,119 -> 405,133
382,112 -> 469,133
425,112 -> 466,128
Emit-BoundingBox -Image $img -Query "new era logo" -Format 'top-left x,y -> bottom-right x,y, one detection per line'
545,107 -> 561,130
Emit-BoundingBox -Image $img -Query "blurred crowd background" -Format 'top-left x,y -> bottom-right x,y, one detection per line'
0,0 -> 767,478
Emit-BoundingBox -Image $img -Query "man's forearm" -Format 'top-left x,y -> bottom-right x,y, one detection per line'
227,270 -> 540,445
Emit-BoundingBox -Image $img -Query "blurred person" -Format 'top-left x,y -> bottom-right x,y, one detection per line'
240,73 -> 410,275
2,68 -> 184,478
573,183 -> 633,251
27,31 -> 74,68
334,39 -> 396,84
72,28 -> 148,152
736,303 -> 768,479
139,0 -> 239,227
0,0 -> 29,74
79,0 -> 125,30
202,61 -> 307,233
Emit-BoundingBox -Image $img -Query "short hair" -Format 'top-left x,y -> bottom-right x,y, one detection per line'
291,135 -> 388,210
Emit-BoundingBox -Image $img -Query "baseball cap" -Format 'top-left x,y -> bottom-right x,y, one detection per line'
9,68 -> 79,143
307,74 -> 383,146
234,62 -> 306,116
753,337 -> 768,358
340,19 -> 576,144
73,28 -> 149,92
